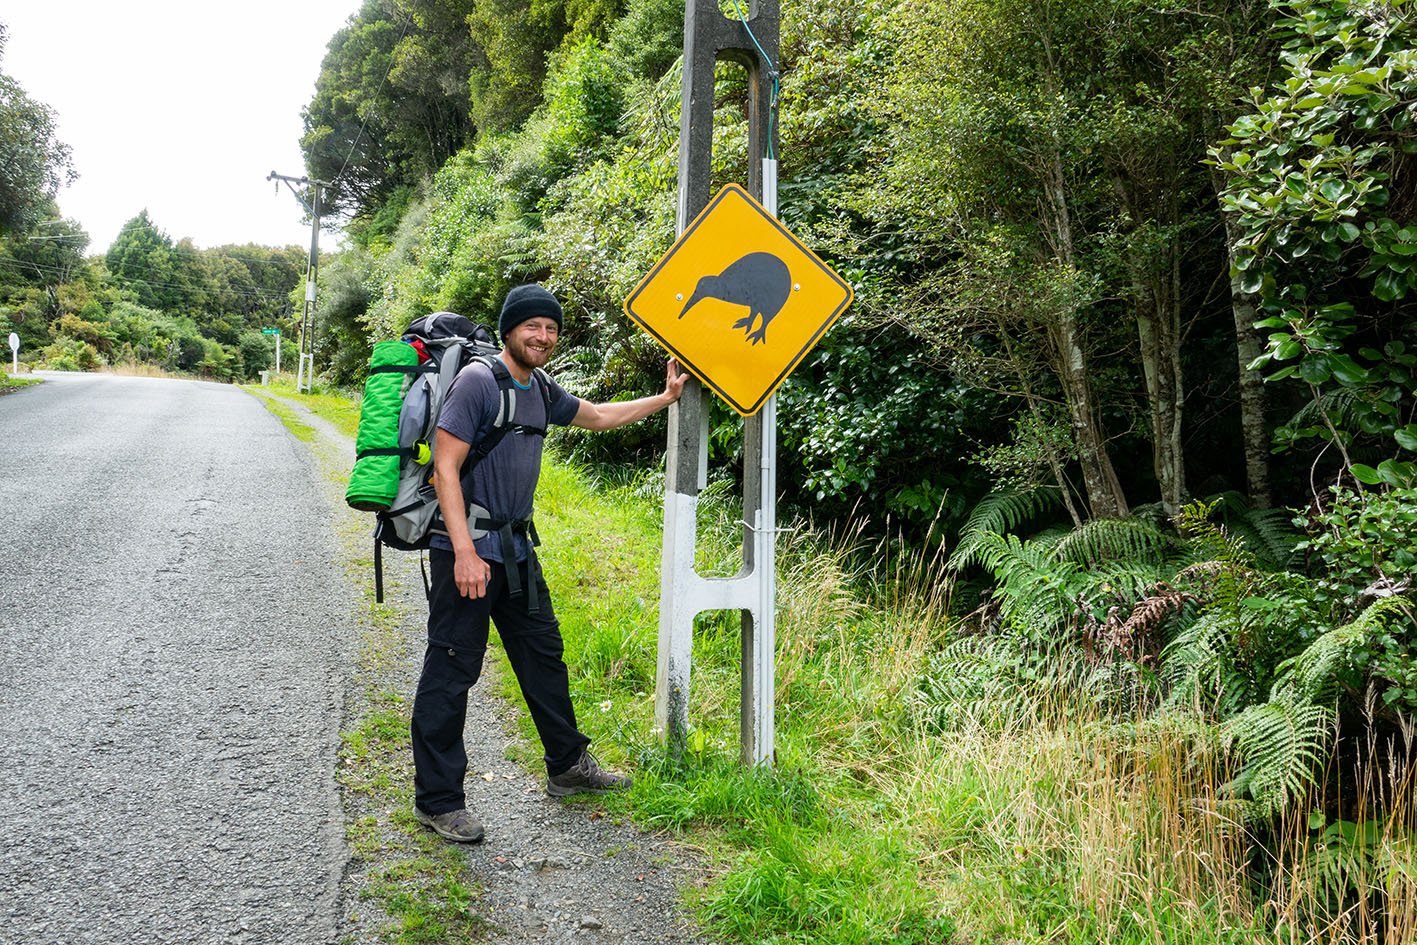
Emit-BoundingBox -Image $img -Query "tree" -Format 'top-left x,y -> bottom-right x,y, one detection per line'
0,205 -> 92,348
1215,0 -> 1417,491
868,0 -> 1132,519
0,24 -> 75,235
302,0 -> 478,220
104,211 -> 182,311
468,0 -> 624,133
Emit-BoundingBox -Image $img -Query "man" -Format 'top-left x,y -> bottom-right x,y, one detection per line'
412,283 -> 688,843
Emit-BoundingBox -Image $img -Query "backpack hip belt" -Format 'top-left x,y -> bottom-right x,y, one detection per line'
470,514 -> 543,614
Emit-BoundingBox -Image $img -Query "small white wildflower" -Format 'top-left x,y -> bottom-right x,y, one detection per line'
599,700 -> 613,713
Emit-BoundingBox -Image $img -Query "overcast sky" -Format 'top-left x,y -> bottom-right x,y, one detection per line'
1,1 -> 362,254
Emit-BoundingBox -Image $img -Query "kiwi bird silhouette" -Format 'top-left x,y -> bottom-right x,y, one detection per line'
677,252 -> 792,345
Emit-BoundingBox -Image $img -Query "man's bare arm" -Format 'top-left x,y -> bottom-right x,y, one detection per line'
570,360 -> 688,432
432,428 -> 490,598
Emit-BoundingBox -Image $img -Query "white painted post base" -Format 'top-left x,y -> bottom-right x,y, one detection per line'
654,397 -> 777,767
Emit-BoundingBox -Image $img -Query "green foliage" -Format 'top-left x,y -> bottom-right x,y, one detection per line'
948,487 -> 1063,571
1300,484 -> 1417,615
1215,0 -> 1417,483
914,635 -> 1044,732
105,211 -> 181,311
1222,696 -> 1334,820
605,0 -> 682,81
38,336 -> 100,372
0,29 -> 75,235
302,0 -> 477,220
778,320 -> 995,535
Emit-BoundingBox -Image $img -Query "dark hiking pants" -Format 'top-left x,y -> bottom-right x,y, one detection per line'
411,548 -> 590,816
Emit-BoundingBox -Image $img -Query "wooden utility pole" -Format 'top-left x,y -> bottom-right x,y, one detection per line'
268,171 -> 330,393
656,0 -> 781,765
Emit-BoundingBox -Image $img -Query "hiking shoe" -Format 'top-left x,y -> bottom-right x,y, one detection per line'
546,750 -> 631,797
414,806 -> 484,843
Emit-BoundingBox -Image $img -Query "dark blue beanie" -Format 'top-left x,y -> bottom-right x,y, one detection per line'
499,284 -> 563,341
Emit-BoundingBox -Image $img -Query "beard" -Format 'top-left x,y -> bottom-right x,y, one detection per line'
506,334 -> 554,372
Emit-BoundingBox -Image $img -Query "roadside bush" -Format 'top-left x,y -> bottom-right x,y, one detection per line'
40,336 -> 101,371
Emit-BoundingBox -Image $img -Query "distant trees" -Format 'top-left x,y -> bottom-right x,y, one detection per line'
301,0 -> 480,219
0,23 -> 75,235
0,202 -> 304,380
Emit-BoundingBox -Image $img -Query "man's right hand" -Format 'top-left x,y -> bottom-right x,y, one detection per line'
454,548 -> 491,599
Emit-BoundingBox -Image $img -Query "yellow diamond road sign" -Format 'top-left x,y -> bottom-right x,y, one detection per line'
624,184 -> 853,416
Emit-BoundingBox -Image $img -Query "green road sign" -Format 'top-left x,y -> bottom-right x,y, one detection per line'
261,328 -> 281,335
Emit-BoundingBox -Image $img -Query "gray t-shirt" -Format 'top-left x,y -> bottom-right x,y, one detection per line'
430,359 -> 580,562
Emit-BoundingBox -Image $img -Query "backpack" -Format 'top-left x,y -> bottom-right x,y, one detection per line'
345,311 -> 555,602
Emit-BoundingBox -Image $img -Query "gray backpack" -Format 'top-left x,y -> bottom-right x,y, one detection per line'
369,312 -> 554,602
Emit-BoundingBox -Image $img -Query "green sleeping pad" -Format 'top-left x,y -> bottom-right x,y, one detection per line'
346,339 -> 418,511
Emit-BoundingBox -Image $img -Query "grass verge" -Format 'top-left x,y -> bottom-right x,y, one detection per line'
522,456 -> 1417,944
1,374 -> 42,392
266,384 -> 1417,945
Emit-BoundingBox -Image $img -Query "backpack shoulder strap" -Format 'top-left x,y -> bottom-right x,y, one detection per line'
532,366 -> 558,417
479,354 -> 518,427
464,354 -> 536,472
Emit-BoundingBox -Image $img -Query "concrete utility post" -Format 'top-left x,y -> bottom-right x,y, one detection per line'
268,171 -> 330,393
656,0 -> 780,766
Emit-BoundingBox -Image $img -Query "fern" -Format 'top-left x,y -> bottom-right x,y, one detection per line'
1231,507 -> 1303,571
1083,560 -> 1175,602
914,635 -> 1032,731
1222,696 -> 1334,821
1051,516 -> 1176,569
1283,387 -> 1362,440
947,486 -> 1061,571
969,532 -> 1077,630
1161,610 -> 1257,716
1178,494 -> 1302,571
1282,595 -> 1412,702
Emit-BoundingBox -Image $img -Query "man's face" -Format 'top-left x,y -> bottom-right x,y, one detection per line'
504,316 -> 559,371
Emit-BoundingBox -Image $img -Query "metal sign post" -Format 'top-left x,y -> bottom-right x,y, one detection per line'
8,332 -> 18,374
261,328 -> 281,375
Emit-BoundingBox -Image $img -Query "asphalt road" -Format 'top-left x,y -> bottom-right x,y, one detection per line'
0,373 -> 353,944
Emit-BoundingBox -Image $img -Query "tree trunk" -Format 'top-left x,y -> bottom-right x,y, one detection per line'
1219,200 -> 1273,508
1109,166 -> 1187,520
1002,330 -> 1086,526
1041,150 -> 1129,520
1130,270 -> 1187,518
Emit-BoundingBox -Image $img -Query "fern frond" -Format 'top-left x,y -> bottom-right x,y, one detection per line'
947,487 -> 1062,571
1286,387 -> 1361,436
1229,507 -> 1303,570
1161,610 -> 1256,714
1178,498 -> 1260,571
1222,697 -> 1334,820
914,635 -> 1030,731
1283,596 -> 1412,701
971,532 -> 1077,629
1052,516 -> 1176,569
1076,560 -> 1175,604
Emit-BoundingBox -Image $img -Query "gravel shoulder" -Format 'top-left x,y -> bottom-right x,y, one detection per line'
254,388 -> 710,944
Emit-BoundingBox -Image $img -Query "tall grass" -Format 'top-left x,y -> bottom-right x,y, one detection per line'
492,453 -> 1417,944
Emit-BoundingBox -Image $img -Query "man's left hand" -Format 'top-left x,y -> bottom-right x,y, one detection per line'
664,359 -> 689,404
